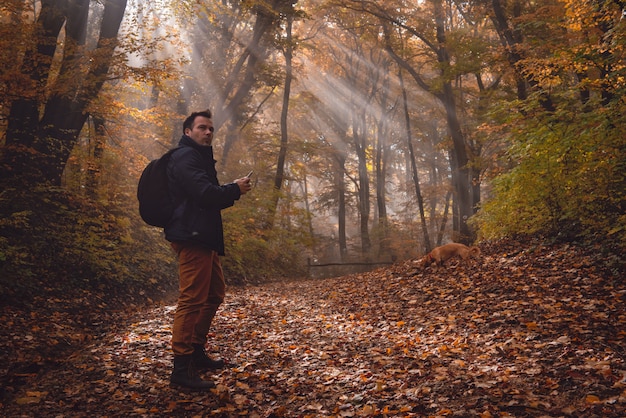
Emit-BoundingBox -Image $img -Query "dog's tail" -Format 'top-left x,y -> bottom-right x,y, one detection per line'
469,246 -> 481,257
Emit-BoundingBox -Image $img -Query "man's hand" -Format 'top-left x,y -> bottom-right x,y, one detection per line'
235,177 -> 252,195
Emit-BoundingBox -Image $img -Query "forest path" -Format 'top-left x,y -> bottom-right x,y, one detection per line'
3,241 -> 625,417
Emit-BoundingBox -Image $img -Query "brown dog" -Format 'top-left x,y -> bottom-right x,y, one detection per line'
420,243 -> 481,268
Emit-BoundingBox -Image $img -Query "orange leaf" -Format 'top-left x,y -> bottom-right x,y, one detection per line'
585,394 -> 601,404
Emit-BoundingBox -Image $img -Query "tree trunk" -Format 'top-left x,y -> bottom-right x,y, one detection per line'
353,111 -> 371,254
85,115 -> 106,198
490,0 -> 554,110
335,154 -> 348,260
433,0 -> 474,243
273,13 -> 293,210
374,119 -> 388,257
382,2 -> 476,243
2,0 -> 66,184
218,0 -> 295,161
1,0 -> 127,187
436,190 -> 452,246
302,168 -> 314,240
400,70 -> 431,252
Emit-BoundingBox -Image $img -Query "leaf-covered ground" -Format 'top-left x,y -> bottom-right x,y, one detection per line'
2,240 -> 625,417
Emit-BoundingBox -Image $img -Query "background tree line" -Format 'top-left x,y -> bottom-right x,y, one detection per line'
1,0 -> 624,303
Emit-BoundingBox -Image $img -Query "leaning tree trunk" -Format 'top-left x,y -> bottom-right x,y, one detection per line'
217,0 -> 294,162
400,70 -> 431,252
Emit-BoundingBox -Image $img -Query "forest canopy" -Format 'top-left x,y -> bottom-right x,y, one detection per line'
0,0 -> 624,303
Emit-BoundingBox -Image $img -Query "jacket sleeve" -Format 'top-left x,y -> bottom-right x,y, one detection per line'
171,148 -> 241,209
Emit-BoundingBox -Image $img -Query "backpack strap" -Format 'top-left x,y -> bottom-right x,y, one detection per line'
165,146 -> 186,214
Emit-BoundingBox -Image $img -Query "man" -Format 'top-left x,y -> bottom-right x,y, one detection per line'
165,110 -> 251,390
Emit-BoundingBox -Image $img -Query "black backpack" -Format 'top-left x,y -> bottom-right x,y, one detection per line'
137,147 -> 182,227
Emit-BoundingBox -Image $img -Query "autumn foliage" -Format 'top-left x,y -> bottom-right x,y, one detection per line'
1,0 -> 626,414
473,0 -> 626,248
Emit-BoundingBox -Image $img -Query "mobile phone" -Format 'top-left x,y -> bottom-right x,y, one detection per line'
246,170 -> 254,178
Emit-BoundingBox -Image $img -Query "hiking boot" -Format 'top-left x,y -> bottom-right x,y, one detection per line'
192,343 -> 225,371
170,355 -> 215,391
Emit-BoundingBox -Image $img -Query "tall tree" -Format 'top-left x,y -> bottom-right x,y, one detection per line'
489,0 -> 557,110
373,61 -> 393,257
1,0 -> 127,187
180,0 -> 296,162
399,69 -> 431,252
376,0 -> 477,242
311,7 -> 399,255
273,8 -> 296,216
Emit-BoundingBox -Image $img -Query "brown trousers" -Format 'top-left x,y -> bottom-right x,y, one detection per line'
171,242 -> 225,356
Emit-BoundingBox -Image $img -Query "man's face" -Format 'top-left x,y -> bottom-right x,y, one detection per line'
185,116 -> 214,146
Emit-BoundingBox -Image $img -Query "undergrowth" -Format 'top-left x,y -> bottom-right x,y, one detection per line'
0,187 -> 178,310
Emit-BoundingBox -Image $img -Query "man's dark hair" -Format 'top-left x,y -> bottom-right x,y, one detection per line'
183,110 -> 212,133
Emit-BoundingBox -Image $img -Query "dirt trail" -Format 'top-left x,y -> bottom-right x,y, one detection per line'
3,241 -> 625,417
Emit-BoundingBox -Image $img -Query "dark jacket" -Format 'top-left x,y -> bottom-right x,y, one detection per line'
164,135 -> 241,255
